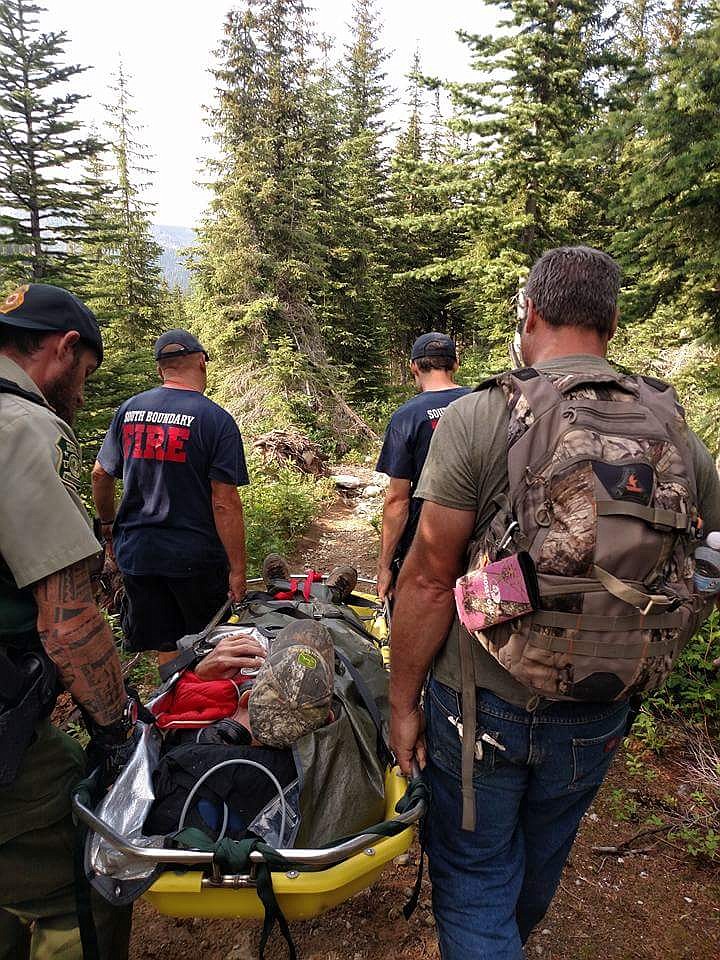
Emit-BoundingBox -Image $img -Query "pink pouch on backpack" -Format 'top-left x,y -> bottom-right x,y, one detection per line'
454,552 -> 539,632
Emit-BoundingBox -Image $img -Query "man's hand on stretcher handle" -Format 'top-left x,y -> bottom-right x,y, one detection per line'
390,704 -> 427,776
194,634 -> 267,680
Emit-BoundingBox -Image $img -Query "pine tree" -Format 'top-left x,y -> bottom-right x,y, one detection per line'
394,49 -> 423,169
609,9 -> 720,441
611,2 -> 715,321
0,0 -> 102,283
325,0 -> 392,393
88,64 -> 165,342
167,284 -> 190,329
383,52 -> 463,363
79,150 -> 125,321
427,0 -> 628,367
193,1 -> 329,356
75,68 -> 167,466
341,0 -> 388,138
428,88 -> 446,164
306,33 -> 345,336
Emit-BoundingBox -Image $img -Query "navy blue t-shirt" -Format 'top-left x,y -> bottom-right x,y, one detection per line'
376,386 -> 470,560
98,386 -> 249,577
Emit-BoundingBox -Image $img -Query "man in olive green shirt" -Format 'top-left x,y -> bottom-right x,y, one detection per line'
389,247 -> 720,960
420,353 -> 720,710
0,284 -> 132,959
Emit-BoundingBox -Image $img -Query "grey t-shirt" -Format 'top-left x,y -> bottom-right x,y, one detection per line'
415,355 -> 720,708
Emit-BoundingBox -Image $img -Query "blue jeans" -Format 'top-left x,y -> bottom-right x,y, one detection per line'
424,677 -> 630,960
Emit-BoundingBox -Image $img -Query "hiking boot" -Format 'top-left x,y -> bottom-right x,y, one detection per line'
326,565 -> 358,603
262,553 -> 291,588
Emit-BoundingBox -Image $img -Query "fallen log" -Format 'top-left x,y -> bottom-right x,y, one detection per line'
252,429 -> 328,477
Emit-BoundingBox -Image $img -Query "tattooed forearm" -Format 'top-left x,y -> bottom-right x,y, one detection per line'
34,557 -> 125,726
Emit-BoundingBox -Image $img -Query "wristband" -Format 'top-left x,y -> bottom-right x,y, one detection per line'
87,697 -> 138,746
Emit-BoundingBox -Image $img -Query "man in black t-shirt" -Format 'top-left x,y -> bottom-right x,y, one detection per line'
375,333 -> 469,600
92,330 -> 250,664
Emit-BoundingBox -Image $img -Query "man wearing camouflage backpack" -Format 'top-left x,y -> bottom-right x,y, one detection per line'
389,246 -> 720,959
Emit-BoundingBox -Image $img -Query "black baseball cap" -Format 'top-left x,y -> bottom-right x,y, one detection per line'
154,329 -> 209,361
0,283 -> 103,364
410,332 -> 457,362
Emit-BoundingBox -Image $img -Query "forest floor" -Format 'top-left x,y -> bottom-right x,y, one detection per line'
122,468 -> 720,959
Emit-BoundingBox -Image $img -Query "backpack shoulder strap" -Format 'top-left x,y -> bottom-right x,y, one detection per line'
641,374 -> 672,393
0,377 -> 46,408
473,367 -> 539,394
636,375 -> 697,495
637,374 -> 683,417
503,368 -> 565,419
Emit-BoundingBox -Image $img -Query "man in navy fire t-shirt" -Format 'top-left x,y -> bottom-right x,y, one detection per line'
375,333 -> 470,601
92,330 -> 251,665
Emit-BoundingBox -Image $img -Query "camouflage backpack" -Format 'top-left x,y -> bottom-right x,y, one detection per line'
470,367 -> 703,702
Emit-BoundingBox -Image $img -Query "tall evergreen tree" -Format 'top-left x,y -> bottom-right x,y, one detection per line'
326,0 -> 392,392
307,33 -> 345,336
75,68 -> 166,464
0,0 -> 101,283
608,9 -> 720,450
429,0 -> 628,366
394,49 -> 423,167
83,64 -> 164,342
190,2 -> 382,445
193,1 -> 328,357
383,52 -> 465,363
615,7 -> 719,309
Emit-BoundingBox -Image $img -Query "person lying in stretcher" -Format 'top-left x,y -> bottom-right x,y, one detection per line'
163,619 -> 336,748
143,555 -> 367,844
154,554 -> 360,750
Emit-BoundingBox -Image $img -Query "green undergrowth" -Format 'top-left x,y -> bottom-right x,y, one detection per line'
243,455 -> 333,576
615,612 -> 720,865
645,610 -> 720,731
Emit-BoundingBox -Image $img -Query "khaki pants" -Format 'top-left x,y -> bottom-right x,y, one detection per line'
0,725 -> 131,960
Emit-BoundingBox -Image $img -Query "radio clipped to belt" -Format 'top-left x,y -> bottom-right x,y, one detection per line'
0,646 -> 58,787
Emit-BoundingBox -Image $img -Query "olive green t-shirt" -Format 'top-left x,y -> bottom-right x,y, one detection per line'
415,355 -> 720,708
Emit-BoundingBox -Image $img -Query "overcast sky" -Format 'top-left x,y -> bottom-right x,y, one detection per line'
43,1 -> 495,227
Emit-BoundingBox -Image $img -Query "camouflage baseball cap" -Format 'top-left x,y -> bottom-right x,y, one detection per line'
248,621 -> 335,748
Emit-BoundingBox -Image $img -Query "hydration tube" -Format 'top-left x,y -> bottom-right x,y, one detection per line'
177,758 -> 289,846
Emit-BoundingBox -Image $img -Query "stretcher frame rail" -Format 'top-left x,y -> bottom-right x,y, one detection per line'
72,781 -> 424,871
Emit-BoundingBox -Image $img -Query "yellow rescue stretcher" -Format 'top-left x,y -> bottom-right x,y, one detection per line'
72,577 -> 422,922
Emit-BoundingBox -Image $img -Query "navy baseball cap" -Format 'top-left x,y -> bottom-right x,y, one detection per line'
154,329 -> 209,361
410,332 -> 457,362
0,283 -> 103,364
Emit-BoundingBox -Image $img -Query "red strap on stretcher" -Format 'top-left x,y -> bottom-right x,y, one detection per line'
274,570 -> 323,601
302,570 -> 323,601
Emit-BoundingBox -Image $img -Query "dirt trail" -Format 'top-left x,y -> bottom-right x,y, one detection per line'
287,467 -> 380,579
129,483 -> 720,960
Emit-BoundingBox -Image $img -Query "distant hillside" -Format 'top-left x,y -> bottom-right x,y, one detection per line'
152,224 -> 196,290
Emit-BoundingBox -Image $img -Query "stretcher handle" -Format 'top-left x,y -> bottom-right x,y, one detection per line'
72,769 -> 425,871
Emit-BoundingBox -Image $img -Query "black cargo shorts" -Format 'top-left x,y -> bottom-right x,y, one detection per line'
120,565 -> 228,652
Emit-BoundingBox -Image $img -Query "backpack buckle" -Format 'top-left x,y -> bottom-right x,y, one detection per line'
499,521 -> 520,551
639,595 -> 674,616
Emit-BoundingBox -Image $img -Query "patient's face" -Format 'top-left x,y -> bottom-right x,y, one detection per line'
230,693 -> 264,746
